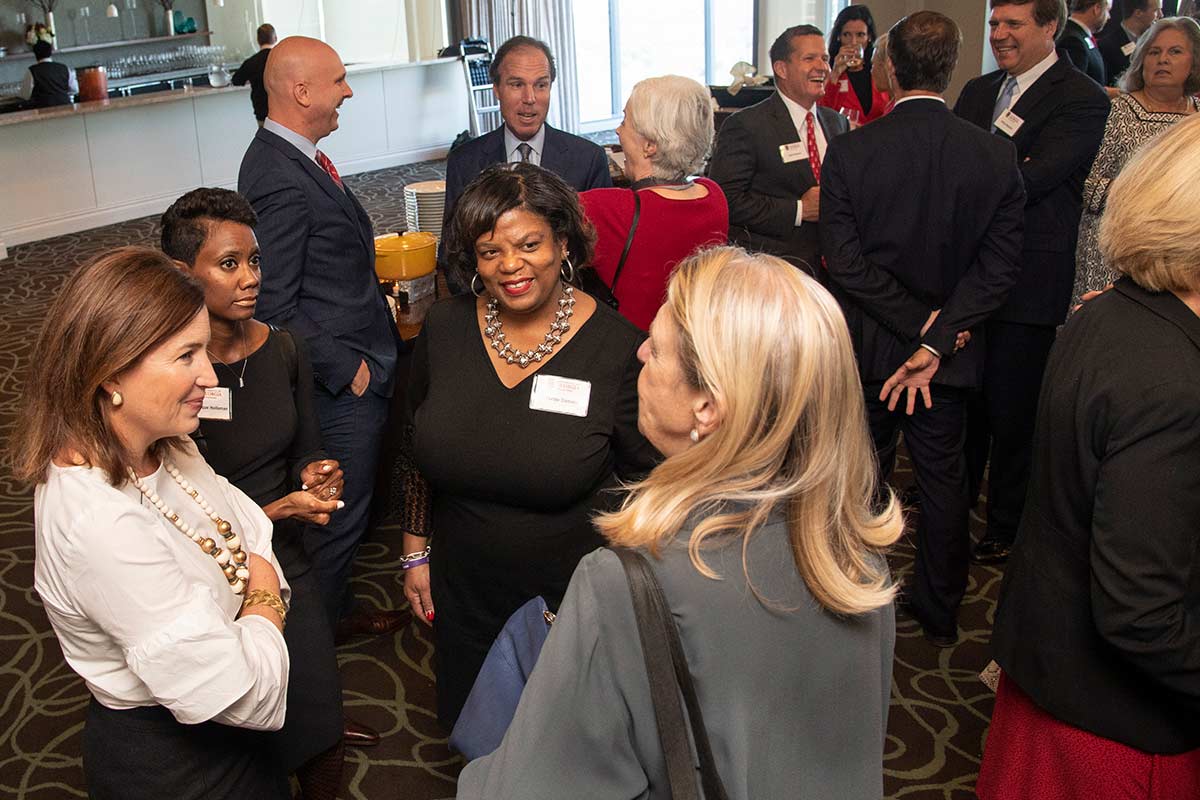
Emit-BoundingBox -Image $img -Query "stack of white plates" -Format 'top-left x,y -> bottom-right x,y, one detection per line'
404,180 -> 447,240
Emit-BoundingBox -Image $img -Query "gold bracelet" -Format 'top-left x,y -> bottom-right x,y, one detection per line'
243,589 -> 288,629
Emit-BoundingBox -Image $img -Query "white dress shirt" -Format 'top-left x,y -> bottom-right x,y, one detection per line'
997,50 -> 1060,117
18,58 -> 79,101
33,438 -> 290,730
779,91 -> 828,228
263,116 -> 319,164
504,124 -> 546,166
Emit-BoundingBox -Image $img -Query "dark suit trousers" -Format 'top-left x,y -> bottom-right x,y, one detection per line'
966,321 -> 1058,544
868,383 -> 969,635
305,386 -> 390,624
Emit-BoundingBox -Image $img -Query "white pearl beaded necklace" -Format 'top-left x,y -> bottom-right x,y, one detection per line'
127,462 -> 251,595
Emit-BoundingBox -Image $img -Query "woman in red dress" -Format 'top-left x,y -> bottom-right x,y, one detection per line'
821,5 -> 891,125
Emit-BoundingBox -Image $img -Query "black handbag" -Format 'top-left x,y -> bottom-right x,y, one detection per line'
610,547 -> 730,800
581,190 -> 641,311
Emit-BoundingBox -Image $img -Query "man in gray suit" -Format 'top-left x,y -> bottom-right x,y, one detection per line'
709,25 -> 850,274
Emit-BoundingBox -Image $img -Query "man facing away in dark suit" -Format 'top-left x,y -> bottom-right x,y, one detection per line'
238,37 -> 406,656
231,22 -> 276,127
1059,0 -> 1114,87
709,25 -> 850,275
821,11 -> 1026,645
439,35 -> 611,292
1099,0 -> 1162,83
954,0 -> 1109,565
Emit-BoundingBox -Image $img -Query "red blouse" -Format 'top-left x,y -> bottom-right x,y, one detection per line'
819,71 -> 891,124
581,178 -> 728,331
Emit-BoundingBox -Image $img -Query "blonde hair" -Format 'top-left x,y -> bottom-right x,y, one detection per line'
624,75 -> 714,179
1099,112 -> 1200,294
597,247 -> 902,616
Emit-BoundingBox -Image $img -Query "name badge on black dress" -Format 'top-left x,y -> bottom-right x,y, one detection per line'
529,375 -> 591,417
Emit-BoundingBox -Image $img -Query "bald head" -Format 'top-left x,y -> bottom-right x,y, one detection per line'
264,37 -> 352,144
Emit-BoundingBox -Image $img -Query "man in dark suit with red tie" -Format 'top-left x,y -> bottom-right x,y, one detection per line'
238,37 -> 404,658
954,0 -> 1109,565
709,25 -> 850,275
821,10 -> 1026,645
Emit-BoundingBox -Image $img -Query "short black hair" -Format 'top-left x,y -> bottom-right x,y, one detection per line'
160,188 -> 258,266
769,25 -> 825,66
489,35 -> 557,85
257,23 -> 277,46
32,40 -> 53,60
829,6 -> 879,69
1125,0 -> 1155,15
888,11 -> 961,93
444,163 -> 595,290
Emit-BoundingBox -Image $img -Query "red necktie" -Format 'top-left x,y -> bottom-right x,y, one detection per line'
316,149 -> 344,190
805,111 -> 822,183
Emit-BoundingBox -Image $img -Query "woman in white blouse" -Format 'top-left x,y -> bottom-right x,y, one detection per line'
10,247 -> 292,799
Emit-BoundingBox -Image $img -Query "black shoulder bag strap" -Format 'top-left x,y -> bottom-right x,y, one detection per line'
610,547 -> 730,800
609,190 -> 641,298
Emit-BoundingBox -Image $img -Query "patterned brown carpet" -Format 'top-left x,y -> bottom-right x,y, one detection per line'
0,161 -> 1001,799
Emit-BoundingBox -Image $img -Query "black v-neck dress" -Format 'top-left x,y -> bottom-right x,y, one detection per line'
407,294 -> 659,727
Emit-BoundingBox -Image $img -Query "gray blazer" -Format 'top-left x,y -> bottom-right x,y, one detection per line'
457,514 -> 895,800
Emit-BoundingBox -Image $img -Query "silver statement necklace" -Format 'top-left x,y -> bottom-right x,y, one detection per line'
484,282 -> 575,368
207,321 -> 249,388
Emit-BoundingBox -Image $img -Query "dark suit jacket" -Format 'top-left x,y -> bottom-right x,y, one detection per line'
1098,24 -> 1136,86
438,123 -> 611,287
1058,18 -> 1108,85
231,48 -> 270,121
708,92 -> 849,273
992,278 -> 1200,754
954,60 -> 1109,326
238,127 -> 399,397
820,99 -> 1025,388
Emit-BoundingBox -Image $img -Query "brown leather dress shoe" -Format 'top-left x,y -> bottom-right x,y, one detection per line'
343,716 -> 381,748
335,608 -> 408,643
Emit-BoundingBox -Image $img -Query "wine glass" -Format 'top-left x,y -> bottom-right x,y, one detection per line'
838,106 -> 863,129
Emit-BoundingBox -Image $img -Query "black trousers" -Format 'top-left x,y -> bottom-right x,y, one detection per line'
83,700 -> 290,800
966,321 -> 1058,544
867,383 -> 969,636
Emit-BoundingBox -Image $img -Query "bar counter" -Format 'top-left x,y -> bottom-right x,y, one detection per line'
1,58 -> 467,247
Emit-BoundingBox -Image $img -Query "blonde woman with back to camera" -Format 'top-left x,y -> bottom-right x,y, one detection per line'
456,246 -> 903,800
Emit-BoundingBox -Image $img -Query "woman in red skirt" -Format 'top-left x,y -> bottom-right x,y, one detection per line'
976,110 -> 1200,800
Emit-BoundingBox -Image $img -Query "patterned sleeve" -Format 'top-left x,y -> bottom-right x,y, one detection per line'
1082,96 -> 1135,215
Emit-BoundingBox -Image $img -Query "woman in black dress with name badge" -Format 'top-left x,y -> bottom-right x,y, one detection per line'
401,163 -> 659,728
161,189 -> 348,798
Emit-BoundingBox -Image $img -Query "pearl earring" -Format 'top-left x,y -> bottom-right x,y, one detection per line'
689,429 -> 699,444
111,391 -> 123,407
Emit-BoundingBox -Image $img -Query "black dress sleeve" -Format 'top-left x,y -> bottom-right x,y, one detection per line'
281,327 -> 327,489
400,326 -> 434,537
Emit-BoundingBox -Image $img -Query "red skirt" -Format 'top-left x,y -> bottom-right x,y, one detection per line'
977,674 -> 1200,800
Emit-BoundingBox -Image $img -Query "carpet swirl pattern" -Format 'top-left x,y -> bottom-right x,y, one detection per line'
0,161 -> 1002,799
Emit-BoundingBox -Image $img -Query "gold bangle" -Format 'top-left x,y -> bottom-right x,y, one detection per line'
243,589 -> 288,629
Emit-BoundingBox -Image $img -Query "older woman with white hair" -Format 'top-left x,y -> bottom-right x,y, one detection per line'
978,113 -> 1200,800
581,75 -> 728,331
456,245 -> 902,799
1070,16 -> 1200,310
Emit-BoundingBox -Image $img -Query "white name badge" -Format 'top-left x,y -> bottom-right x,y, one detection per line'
839,79 -> 849,91
779,141 -> 809,163
994,108 -> 1025,137
199,387 -> 233,421
529,374 -> 591,418
1121,41 -> 1136,56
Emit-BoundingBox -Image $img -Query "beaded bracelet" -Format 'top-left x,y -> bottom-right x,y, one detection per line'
243,589 -> 288,629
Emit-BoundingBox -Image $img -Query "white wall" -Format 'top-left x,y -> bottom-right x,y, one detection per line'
325,0 -> 411,62
260,0 -> 325,39
206,0 -> 263,60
